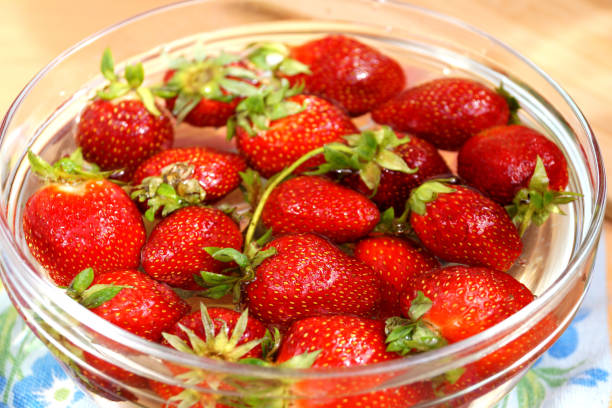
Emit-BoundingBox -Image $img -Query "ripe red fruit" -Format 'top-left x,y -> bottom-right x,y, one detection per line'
354,236 -> 440,317
131,146 -> 246,218
371,78 -> 512,150
87,269 -> 190,341
235,94 -> 357,178
244,233 -> 381,326
23,179 -> 145,286
344,134 -> 451,212
277,315 -> 434,407
399,266 -> 552,379
141,206 -> 243,290
262,176 -> 380,243
409,182 -> 522,271
288,35 -> 405,116
458,124 -> 569,204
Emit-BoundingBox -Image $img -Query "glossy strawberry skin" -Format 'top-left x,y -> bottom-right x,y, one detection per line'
163,69 -> 240,128
400,266 -> 552,380
371,78 -> 510,151
410,185 -> 522,271
132,146 -> 247,202
458,125 -> 569,204
344,135 -> 451,212
76,99 -> 174,180
288,35 -> 405,116
235,94 -> 357,178
89,269 -> 190,341
162,308 -> 267,359
23,179 -> 146,287
244,234 -> 381,326
262,176 -> 380,243
277,315 -> 434,408
354,236 -> 440,317
142,206 -> 243,290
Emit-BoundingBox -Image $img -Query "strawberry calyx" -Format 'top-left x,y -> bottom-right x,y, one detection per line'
64,267 -> 129,309
374,205 -> 414,237
226,78 -> 306,139
96,48 -> 161,116
131,162 -> 207,221
155,50 -> 260,123
407,178 -> 457,216
385,291 -> 447,355
162,303 -> 265,363
240,168 -> 265,210
495,84 -> 521,125
28,149 -> 117,184
244,42 -> 311,77
308,126 -> 417,193
505,156 -> 580,236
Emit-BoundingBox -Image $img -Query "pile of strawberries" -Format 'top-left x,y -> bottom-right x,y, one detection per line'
22,35 -> 577,407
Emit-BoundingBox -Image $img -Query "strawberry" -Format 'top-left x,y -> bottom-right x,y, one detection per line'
458,124 -> 577,235
319,128 -> 451,212
395,266 -> 553,380
131,146 -> 246,220
408,181 -> 522,271
65,268 -> 189,387
235,93 -> 358,178
141,206 -> 243,290
76,49 -> 173,180
354,236 -> 440,317
244,233 -> 381,326
23,150 -> 145,286
277,315 -> 434,407
371,78 -> 517,150
287,35 -> 405,116
261,175 -> 380,243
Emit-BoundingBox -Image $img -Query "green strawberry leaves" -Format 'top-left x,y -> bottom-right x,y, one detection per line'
245,42 -> 311,76
28,148 -> 118,184
96,48 -> 161,116
506,156 -> 580,236
496,84 -> 521,125
308,127 -> 417,193
131,162 -> 207,221
385,291 -> 447,355
65,267 -> 130,309
408,179 -> 457,216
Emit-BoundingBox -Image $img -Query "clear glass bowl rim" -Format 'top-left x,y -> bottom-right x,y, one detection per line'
0,0 -> 606,381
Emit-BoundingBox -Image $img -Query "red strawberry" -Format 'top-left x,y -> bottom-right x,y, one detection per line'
408,181 -> 522,271
344,133 -> 451,212
354,236 -> 440,317
235,94 -> 358,178
458,125 -> 576,235
371,77 -> 515,150
262,176 -> 380,243
76,49 -> 173,180
277,315 -> 434,407
64,268 -> 189,388
23,151 -> 146,286
131,146 -> 246,219
397,266 -> 553,379
287,35 -> 405,116
141,206 -> 243,290
244,233 -> 381,326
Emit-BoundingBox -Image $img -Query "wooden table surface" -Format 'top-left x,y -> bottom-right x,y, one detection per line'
1,0 -> 610,403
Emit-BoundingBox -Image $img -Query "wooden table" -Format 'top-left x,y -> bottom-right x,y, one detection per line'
1,0 -> 610,403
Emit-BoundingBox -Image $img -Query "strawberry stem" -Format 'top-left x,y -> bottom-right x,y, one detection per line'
243,146 -> 327,248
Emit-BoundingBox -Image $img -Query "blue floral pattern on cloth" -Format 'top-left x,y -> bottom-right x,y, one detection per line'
0,241 -> 610,407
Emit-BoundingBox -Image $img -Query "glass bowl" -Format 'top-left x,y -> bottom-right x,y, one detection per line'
0,0 -> 605,406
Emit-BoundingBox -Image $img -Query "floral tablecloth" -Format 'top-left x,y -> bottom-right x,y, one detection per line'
0,240 -> 610,408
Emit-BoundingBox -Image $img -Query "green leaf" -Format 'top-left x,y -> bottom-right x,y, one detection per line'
96,82 -> 130,100
251,247 -> 277,268
27,151 -> 56,180
408,180 -> 456,215
444,367 -> 465,385
69,267 -> 95,294
219,78 -> 259,97
278,350 -> 322,369
200,271 -> 238,285
226,117 -> 237,140
80,284 -> 128,309
359,161 -> 381,191
374,149 -> 417,174
100,48 -> 117,82
136,87 -> 161,116
125,63 -> 145,88
528,157 -> 550,191
205,247 -> 250,268
409,291 -> 433,321
225,66 -> 258,79
278,58 -> 311,76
